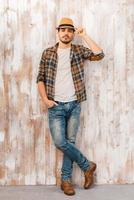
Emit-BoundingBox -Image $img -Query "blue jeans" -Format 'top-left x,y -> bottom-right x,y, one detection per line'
48,100 -> 90,181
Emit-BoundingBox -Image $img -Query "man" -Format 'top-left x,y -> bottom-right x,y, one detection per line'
36,17 -> 104,195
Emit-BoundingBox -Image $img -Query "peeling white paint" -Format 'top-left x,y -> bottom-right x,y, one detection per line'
20,79 -> 30,95
5,156 -> 16,171
0,131 -> 5,142
25,170 -> 36,185
127,76 -> 134,89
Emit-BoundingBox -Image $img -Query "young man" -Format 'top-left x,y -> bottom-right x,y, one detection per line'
36,17 -> 104,195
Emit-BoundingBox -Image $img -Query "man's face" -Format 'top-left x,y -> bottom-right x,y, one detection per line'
58,28 -> 75,44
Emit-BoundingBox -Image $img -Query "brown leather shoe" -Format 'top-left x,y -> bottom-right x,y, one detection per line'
61,181 -> 75,195
84,161 -> 97,189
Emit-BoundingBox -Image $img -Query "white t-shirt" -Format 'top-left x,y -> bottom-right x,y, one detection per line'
54,47 -> 77,102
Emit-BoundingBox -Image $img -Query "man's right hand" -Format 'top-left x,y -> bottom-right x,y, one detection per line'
44,99 -> 58,108
37,82 -> 58,109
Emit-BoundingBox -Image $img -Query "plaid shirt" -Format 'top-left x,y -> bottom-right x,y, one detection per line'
36,42 -> 104,102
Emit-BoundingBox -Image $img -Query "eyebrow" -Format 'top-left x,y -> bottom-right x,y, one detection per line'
60,28 -> 74,31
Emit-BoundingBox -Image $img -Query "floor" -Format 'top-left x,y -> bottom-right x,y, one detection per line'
0,184 -> 134,200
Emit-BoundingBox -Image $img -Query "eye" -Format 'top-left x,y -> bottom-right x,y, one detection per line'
68,29 -> 73,33
61,28 -> 65,32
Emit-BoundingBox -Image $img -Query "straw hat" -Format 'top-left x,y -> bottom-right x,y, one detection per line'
56,17 -> 75,31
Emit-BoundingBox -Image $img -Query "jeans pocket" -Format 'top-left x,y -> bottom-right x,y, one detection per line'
48,103 -> 59,110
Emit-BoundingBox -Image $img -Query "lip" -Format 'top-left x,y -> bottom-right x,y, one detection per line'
63,36 -> 69,39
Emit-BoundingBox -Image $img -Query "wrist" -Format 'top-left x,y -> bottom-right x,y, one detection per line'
82,34 -> 90,40
43,97 -> 49,103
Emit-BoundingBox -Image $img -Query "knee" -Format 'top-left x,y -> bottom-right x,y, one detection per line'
68,138 -> 75,144
55,140 -> 68,151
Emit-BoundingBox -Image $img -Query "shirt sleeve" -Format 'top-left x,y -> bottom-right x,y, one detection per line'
36,50 -> 46,83
82,46 -> 105,61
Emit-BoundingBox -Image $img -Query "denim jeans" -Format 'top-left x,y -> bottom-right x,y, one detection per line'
48,100 -> 90,181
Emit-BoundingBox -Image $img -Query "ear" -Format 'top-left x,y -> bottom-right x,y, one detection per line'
56,31 -> 59,40
56,29 -> 59,34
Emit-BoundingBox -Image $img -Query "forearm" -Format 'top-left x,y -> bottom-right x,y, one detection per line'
82,34 -> 103,53
37,81 -> 48,103
37,82 -> 57,108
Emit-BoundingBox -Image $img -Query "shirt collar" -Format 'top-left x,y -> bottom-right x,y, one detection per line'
50,42 -> 76,52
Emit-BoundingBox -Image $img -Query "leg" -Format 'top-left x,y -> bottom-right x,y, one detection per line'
48,102 -> 89,171
61,102 -> 81,181
48,102 -> 96,192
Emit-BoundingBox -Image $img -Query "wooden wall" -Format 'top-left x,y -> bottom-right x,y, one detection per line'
0,0 -> 134,185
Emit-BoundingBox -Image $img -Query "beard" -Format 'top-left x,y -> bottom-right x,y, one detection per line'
59,36 -> 73,44
60,40 -> 71,44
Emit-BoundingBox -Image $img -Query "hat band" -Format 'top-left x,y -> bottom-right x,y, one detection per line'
58,24 -> 75,29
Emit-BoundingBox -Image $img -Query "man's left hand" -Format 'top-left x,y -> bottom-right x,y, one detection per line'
75,27 -> 86,37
